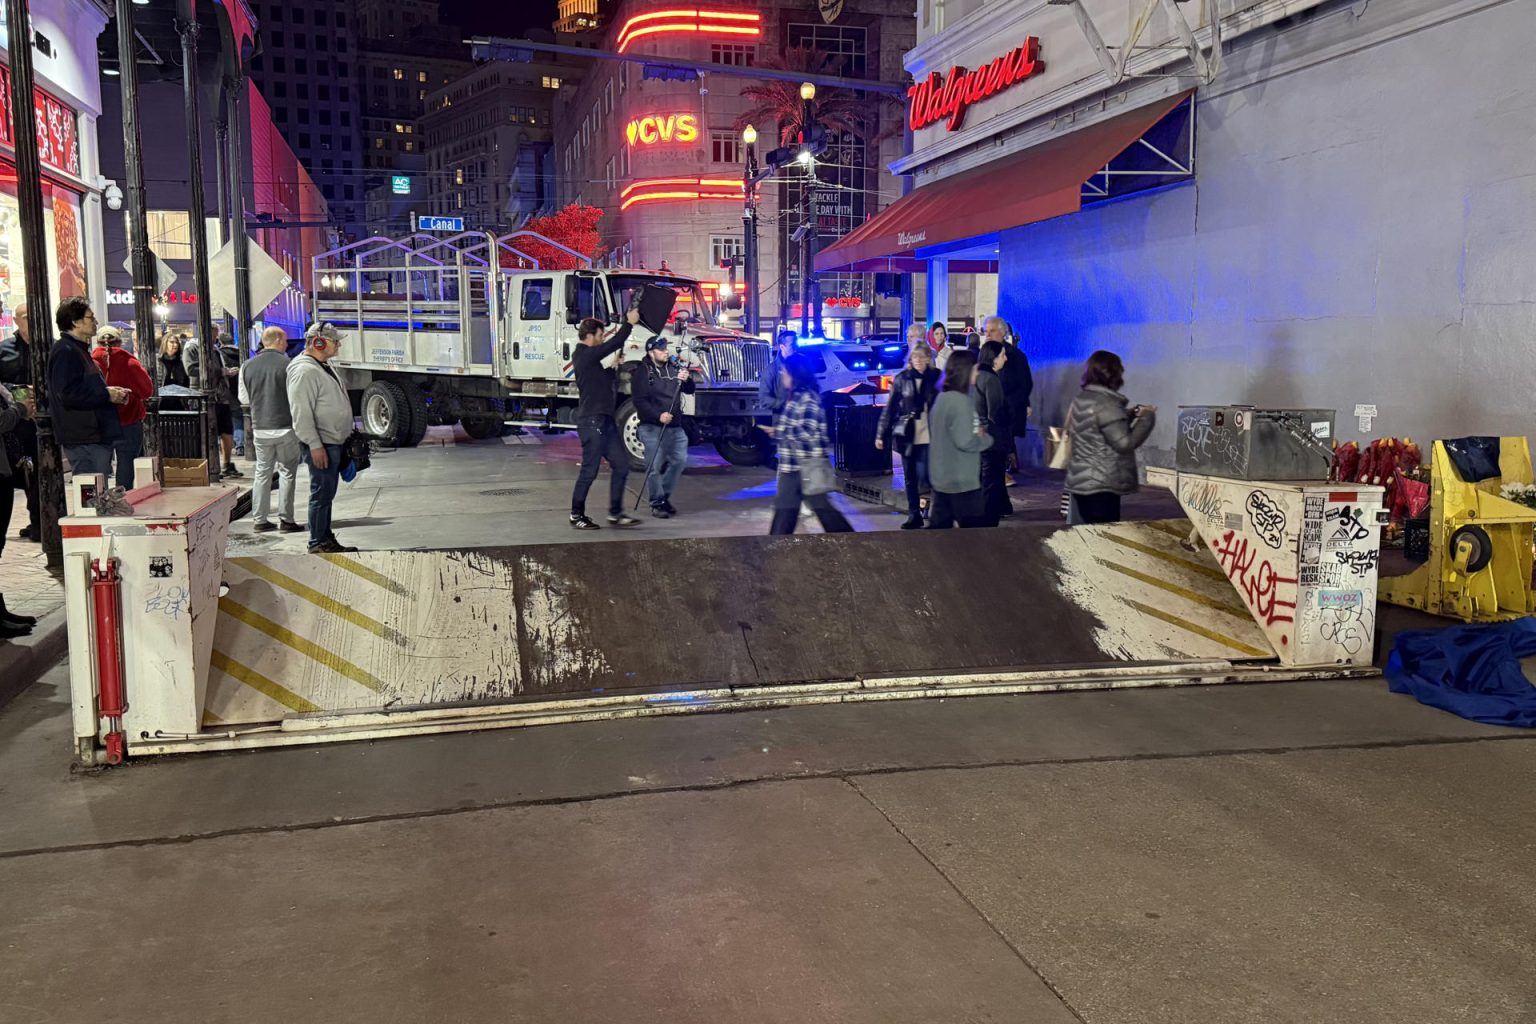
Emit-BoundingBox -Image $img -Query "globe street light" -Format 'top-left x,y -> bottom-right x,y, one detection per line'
799,82 -> 816,101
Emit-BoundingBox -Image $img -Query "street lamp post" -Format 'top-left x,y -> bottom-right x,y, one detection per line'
741,124 -> 760,336
798,82 -> 820,340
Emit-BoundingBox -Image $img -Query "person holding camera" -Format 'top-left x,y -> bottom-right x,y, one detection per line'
631,335 -> 695,518
569,307 -> 642,530
287,323 -> 357,553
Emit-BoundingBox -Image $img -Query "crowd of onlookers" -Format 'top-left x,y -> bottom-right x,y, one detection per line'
761,316 -> 1156,532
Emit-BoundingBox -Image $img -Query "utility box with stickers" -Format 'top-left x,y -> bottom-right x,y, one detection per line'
1176,406 -> 1336,481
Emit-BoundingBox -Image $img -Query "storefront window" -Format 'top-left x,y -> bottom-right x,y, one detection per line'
0,162 -> 87,331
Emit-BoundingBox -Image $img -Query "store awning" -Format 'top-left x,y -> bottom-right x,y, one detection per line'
816,92 -> 1191,273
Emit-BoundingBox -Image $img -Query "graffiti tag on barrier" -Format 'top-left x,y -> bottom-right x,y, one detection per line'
1181,479 -> 1226,525
1213,530 -> 1297,628
1335,548 -> 1379,578
1301,496 -> 1325,564
1245,491 -> 1287,549
1180,411 -> 1213,461
1317,602 -> 1373,657
1300,563 -> 1343,587
145,584 -> 190,621
1326,505 -> 1370,547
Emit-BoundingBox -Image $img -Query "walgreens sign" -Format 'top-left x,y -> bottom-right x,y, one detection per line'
907,38 -> 1045,133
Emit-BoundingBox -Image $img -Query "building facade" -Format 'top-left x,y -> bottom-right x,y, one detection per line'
552,0 -> 912,337
421,60 -> 564,231
245,0 -> 363,236
821,0 -> 1535,460
354,0 -> 469,236
0,0 -> 112,333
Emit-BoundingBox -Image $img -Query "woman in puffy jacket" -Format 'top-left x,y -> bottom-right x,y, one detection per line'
1064,350 -> 1156,525
876,343 -> 940,529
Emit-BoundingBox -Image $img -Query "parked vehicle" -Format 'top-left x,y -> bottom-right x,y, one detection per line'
311,230 -> 777,467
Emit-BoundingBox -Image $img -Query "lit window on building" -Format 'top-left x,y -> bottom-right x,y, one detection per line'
711,44 -> 755,67
711,131 -> 741,164
393,68 -> 404,80
456,168 -> 464,184
394,123 -> 405,133
418,71 -> 428,83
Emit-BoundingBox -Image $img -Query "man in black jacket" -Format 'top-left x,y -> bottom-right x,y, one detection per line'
47,297 -> 129,479
569,307 -> 642,530
0,303 -> 39,538
631,336 -> 695,518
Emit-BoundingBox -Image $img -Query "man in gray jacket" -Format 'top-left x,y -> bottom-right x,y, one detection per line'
239,327 -> 303,535
287,323 -> 357,553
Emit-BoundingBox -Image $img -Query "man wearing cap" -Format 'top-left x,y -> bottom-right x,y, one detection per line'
287,323 -> 357,553
91,325 -> 154,490
630,334 -> 695,518
240,327 -> 303,535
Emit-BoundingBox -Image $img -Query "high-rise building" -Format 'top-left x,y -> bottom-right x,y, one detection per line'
422,60 -> 567,231
354,0 -> 471,235
555,0 -> 601,34
552,0 -> 913,334
246,0 -> 365,238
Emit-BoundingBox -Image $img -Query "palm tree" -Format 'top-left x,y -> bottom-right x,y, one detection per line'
733,46 -> 895,144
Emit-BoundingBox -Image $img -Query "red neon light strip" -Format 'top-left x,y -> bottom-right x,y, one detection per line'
619,177 -> 743,200
616,8 -> 761,52
619,177 -> 746,212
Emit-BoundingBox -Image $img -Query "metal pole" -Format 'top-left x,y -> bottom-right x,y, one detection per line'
116,0 -> 159,458
178,16 -> 217,365
742,137 -> 759,336
226,73 -> 253,348
214,107 -> 237,354
6,0 -> 65,565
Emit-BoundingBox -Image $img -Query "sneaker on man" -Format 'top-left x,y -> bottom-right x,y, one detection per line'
650,504 -> 672,519
309,538 -> 358,554
252,521 -> 276,534
279,520 -> 304,534
223,462 -> 243,478
570,514 -> 601,530
608,513 -> 641,527
661,500 -> 678,516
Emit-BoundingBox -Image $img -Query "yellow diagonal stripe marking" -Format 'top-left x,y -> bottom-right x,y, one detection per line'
1100,531 -> 1230,583
1147,519 -> 1197,541
227,558 -> 406,646
321,554 -> 413,597
1120,597 -> 1273,659
210,650 -> 326,713
218,597 -> 384,692
1096,557 -> 1250,618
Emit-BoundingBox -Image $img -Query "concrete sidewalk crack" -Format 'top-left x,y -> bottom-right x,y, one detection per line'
843,775 -> 1090,1024
1,731 -> 1532,862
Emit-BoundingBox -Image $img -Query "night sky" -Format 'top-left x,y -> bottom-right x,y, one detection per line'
440,0 -> 560,36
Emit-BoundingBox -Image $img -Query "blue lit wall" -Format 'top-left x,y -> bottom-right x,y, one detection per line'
997,0 -> 1536,464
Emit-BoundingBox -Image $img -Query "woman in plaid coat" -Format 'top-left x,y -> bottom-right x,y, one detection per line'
767,353 -> 853,536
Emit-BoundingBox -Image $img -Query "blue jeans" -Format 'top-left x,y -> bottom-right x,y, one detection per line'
637,422 -> 688,507
900,444 -> 930,515
301,443 -> 344,548
111,421 -> 144,490
64,443 -> 114,479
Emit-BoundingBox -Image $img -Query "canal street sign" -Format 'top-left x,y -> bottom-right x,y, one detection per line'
415,214 -> 465,232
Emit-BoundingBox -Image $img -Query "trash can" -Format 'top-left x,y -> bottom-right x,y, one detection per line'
146,386 -> 219,486
834,404 -> 891,477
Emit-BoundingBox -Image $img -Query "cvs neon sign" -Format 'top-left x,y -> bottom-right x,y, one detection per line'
908,37 -> 1045,132
625,113 -> 700,147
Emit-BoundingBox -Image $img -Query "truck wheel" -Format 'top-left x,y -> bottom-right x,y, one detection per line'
461,418 -> 503,440
399,385 -> 429,448
714,430 -> 771,467
361,381 -> 412,447
615,399 -> 648,471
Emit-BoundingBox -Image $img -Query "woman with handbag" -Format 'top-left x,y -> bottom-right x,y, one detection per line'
1064,350 -> 1156,525
928,350 -> 992,529
876,343 -> 940,529
767,353 -> 853,536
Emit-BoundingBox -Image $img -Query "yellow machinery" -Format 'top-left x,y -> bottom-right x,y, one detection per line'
1381,438 -> 1536,621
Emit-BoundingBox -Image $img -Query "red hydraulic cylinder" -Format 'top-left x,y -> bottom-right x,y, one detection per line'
90,557 -> 127,764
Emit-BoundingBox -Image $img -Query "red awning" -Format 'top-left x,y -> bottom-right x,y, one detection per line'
816,92 -> 1190,273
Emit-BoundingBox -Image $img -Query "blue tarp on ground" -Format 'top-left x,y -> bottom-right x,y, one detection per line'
1385,618 -> 1536,727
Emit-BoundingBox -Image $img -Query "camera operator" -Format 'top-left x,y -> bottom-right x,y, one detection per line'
569,307 -> 642,530
631,336 -> 695,518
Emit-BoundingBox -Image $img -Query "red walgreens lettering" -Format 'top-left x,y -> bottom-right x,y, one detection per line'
907,37 -> 1044,132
